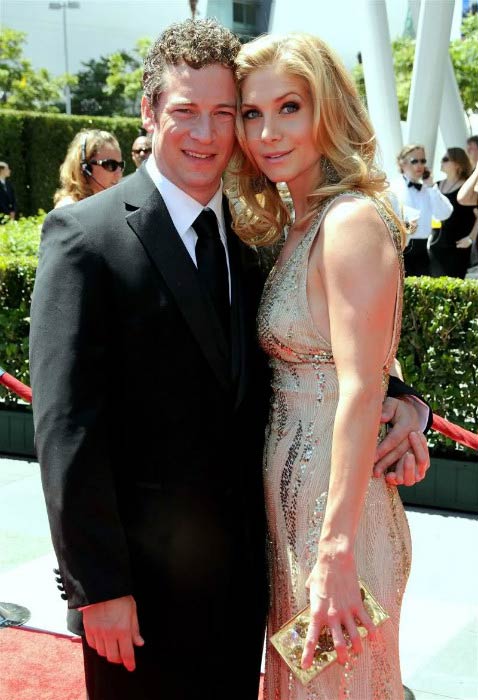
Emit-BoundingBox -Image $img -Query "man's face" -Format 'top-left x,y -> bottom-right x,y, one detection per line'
142,62 -> 237,205
466,140 -> 478,167
131,136 -> 152,168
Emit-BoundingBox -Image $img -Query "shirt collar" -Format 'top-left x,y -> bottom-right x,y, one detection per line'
403,175 -> 420,187
145,156 -> 225,241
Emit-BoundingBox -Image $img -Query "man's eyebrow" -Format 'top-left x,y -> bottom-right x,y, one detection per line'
242,92 -> 301,107
169,99 -> 236,109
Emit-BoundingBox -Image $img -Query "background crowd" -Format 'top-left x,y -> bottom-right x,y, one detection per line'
2,130 -> 478,282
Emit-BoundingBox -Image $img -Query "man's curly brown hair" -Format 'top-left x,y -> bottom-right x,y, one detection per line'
143,19 -> 241,107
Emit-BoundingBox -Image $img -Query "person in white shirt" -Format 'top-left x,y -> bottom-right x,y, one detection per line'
390,144 -> 453,276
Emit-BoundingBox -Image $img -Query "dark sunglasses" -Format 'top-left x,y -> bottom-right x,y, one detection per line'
441,155 -> 450,162
132,147 -> 152,155
89,158 -> 125,172
408,158 -> 427,165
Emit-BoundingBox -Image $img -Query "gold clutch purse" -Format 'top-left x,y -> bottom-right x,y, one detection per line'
269,581 -> 389,686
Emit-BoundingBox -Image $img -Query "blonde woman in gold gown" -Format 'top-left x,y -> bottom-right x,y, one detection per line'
233,33 -> 413,699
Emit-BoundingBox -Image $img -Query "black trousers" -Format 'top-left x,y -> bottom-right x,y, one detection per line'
82,621 -> 265,700
404,238 -> 430,276
428,244 -> 471,278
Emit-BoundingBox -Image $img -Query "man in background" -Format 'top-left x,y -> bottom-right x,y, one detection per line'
466,135 -> 478,168
131,133 -> 152,169
0,162 -> 16,221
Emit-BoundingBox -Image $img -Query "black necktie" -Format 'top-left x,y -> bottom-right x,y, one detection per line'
194,209 -> 230,338
408,181 -> 422,191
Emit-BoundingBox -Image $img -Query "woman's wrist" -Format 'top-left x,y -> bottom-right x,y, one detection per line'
318,533 -> 354,563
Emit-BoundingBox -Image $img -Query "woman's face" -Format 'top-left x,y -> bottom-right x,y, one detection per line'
440,153 -> 460,179
89,144 -> 123,193
240,66 -> 321,195
401,147 -> 427,182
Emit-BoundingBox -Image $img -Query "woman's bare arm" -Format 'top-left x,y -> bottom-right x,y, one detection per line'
302,197 -> 398,668
457,164 -> 478,206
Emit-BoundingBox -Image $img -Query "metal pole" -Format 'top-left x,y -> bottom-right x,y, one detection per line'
62,3 -> 71,115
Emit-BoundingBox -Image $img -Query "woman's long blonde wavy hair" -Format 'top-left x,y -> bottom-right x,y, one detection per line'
229,32 -> 404,247
54,129 -> 120,205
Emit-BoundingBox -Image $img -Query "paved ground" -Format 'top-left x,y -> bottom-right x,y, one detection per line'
0,456 -> 477,699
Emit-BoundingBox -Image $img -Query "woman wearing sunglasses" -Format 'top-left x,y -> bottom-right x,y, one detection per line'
54,129 -> 125,209
390,144 -> 452,276
428,148 -> 477,278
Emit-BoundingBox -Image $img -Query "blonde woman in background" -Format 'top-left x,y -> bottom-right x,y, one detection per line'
233,32 -> 422,699
390,144 -> 452,276
54,129 -> 124,208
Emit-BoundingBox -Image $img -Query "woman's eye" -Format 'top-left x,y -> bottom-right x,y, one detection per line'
242,109 -> 260,120
281,101 -> 299,114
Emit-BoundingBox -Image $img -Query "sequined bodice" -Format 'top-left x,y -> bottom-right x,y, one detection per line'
258,192 -> 404,394
258,193 -> 410,700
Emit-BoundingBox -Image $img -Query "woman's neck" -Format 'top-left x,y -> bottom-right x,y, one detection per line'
441,176 -> 463,193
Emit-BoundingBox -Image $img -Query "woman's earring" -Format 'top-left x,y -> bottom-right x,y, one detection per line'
320,155 -> 340,184
251,173 -> 267,194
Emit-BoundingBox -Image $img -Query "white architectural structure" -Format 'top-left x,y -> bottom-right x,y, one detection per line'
407,0 -> 456,162
360,0 -> 403,178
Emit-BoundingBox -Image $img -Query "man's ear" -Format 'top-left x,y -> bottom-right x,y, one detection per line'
141,96 -> 155,134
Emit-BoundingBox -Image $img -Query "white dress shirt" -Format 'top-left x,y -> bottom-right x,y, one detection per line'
389,176 -> 453,239
145,156 -> 231,299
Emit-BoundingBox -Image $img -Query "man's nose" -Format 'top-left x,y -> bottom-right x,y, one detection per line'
191,115 -> 214,143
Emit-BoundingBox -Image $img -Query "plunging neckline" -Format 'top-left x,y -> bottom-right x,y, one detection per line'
271,211 -> 322,278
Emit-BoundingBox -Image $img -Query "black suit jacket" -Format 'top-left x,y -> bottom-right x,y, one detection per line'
30,169 -> 269,687
0,179 -> 15,218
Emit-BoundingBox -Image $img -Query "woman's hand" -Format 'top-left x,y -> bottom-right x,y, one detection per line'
456,235 -> 473,249
301,547 -> 376,669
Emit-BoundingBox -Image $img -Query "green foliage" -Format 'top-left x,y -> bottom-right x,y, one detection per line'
449,13 -> 478,112
392,37 -> 415,120
1,245 -> 477,461
0,26 -> 70,112
71,56 -> 133,116
106,38 -> 152,115
0,214 -> 42,401
0,213 -> 43,256
399,276 -> 478,458
0,111 -> 141,215
0,254 -> 37,401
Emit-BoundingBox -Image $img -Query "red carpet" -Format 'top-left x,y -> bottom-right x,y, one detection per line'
0,627 -> 264,699
0,628 -> 84,699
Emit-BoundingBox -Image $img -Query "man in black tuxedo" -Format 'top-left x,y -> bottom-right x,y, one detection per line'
30,19 -> 430,700
0,162 -> 16,221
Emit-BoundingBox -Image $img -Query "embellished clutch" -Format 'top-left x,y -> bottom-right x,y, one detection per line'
269,581 -> 389,686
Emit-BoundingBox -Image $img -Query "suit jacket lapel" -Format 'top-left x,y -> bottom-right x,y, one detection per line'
123,170 -> 231,392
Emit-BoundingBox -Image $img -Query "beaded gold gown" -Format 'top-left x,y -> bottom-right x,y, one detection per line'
258,193 -> 411,700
